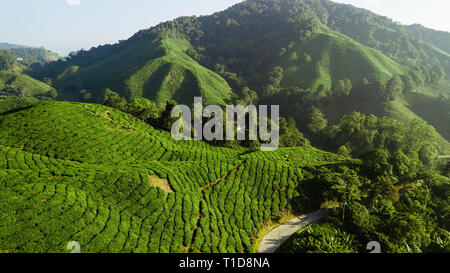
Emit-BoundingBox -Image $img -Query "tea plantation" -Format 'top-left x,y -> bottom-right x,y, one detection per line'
0,101 -> 353,253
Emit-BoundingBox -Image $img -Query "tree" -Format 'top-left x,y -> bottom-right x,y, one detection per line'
101,88 -> 120,102
334,79 -> 352,96
300,52 -> 312,64
280,117 -> 310,147
0,50 -> 16,71
240,87 -> 258,105
418,144 -> 439,169
128,98 -> 159,121
159,100 -> 178,131
268,66 -> 284,87
344,79 -> 352,96
430,65 -> 446,84
361,149 -> 393,178
79,89 -> 92,101
47,89 -> 58,99
262,84 -> 279,99
334,80 -> 346,96
401,74 -> 415,93
347,202 -> 375,234
385,75 -> 403,101
104,96 -> 128,111
338,145 -> 350,157
410,69 -> 425,86
307,107 -> 328,134
322,169 -> 362,222
390,151 -> 420,184
43,77 -> 53,86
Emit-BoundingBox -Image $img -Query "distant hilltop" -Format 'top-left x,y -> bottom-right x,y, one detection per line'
0,43 -> 61,64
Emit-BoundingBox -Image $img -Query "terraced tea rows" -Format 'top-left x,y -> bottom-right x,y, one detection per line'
0,102 -> 351,253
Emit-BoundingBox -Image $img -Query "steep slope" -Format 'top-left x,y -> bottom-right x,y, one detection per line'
405,24 -> 450,56
320,0 -> 450,75
0,70 -> 55,98
49,37 -> 235,106
279,26 -> 407,91
36,0 -> 449,145
40,0 -> 414,103
0,101 -> 353,253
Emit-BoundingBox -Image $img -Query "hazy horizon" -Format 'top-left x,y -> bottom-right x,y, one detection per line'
2,0 -> 450,56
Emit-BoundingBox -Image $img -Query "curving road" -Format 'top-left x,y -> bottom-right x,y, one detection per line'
258,209 -> 328,253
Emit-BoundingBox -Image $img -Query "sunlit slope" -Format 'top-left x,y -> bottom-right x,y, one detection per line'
54,38 -> 235,106
0,102 -> 240,164
280,27 -> 408,91
0,101 -> 352,253
0,71 -> 54,97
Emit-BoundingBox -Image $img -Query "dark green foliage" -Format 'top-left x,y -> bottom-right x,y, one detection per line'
158,99 -> 178,130
287,148 -> 449,253
334,79 -> 352,97
280,117 -> 310,147
0,50 -> 16,71
322,112 -> 440,166
105,96 -> 160,122
385,75 -> 403,101
278,222 -> 358,253
0,71 -> 56,100
307,107 -> 327,134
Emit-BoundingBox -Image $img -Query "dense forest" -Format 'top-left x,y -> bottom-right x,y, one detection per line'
0,0 -> 449,253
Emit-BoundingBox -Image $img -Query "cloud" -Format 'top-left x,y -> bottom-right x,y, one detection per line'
66,0 -> 81,6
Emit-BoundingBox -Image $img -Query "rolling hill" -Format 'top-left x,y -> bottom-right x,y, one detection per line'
0,70 -> 56,98
278,26 -> 408,92
43,38 -> 235,107
0,101 -> 352,253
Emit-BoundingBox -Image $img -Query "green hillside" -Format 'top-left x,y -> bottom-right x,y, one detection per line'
50,38 -> 235,107
0,43 -> 61,65
36,0 -> 449,144
0,71 -> 55,98
0,101 -> 352,253
279,26 -> 407,91
1,0 -> 448,254
39,0 -> 414,104
406,24 -> 450,56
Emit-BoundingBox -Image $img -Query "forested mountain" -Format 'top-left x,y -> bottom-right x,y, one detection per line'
36,0 -> 450,153
406,24 -> 450,56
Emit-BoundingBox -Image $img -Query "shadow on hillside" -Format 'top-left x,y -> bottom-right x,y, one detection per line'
0,105 -> 35,116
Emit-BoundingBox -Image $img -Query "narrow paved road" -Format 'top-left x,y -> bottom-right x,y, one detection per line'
258,209 -> 328,253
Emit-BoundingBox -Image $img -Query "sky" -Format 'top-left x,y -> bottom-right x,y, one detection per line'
1,0 -> 450,56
